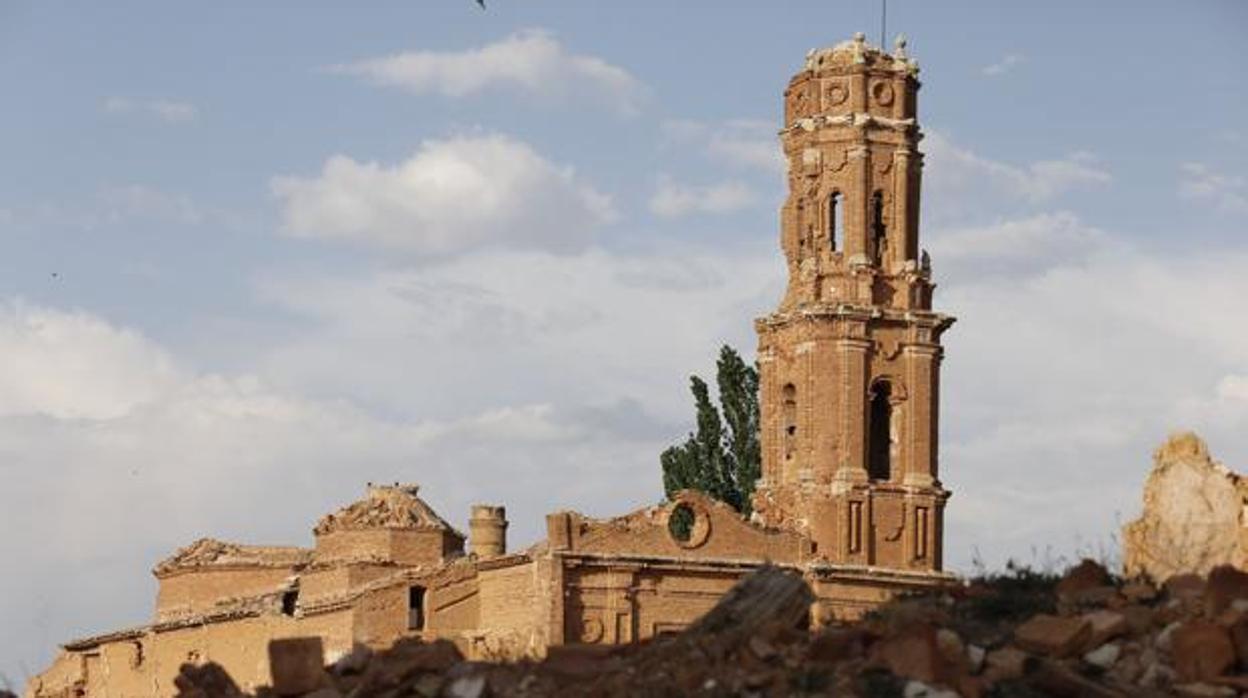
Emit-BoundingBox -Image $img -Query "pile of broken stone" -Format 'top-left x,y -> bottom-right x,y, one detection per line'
174,559 -> 1248,698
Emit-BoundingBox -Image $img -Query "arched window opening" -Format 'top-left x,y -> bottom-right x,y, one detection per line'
828,192 -> 843,251
868,381 -> 892,481
871,190 -> 886,264
408,585 -> 426,631
782,384 -> 798,460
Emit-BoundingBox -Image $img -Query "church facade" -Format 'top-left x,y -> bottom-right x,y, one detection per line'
28,34 -> 954,698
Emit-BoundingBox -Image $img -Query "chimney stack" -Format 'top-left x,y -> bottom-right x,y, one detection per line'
469,505 -> 507,558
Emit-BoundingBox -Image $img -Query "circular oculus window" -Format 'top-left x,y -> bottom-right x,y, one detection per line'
666,500 -> 711,548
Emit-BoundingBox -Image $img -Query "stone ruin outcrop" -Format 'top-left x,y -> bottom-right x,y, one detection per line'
1122,432 -> 1248,582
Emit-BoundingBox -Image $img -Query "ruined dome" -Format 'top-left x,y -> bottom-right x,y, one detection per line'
152,537 -> 311,577
314,483 -> 463,538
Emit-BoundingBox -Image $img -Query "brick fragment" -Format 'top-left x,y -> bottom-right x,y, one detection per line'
1013,614 -> 1091,658
1171,621 -> 1235,682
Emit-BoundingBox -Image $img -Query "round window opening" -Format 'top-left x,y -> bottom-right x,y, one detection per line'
666,500 -> 711,548
668,503 -> 695,543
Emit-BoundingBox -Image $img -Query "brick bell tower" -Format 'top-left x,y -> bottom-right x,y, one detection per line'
752,33 -> 954,572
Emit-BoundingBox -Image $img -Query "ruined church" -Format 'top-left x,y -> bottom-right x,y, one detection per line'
29,33 -> 955,697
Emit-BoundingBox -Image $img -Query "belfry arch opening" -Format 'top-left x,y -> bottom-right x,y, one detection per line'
868,380 -> 892,481
828,192 -> 842,251
871,190 -> 886,265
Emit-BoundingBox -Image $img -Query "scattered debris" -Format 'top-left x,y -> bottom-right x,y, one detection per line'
166,561 -> 1248,697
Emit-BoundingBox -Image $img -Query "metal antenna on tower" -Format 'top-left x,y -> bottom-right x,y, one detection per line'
880,0 -> 887,49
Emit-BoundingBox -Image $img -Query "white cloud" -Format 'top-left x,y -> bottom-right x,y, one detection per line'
662,118 -> 784,174
927,211 -> 1115,279
271,134 -> 616,256
0,301 -> 179,420
982,53 -> 1024,76
229,222 -> 1248,576
6,207 -> 1248,678
1179,162 -> 1248,213
253,243 -> 780,421
328,29 -> 645,114
924,131 -> 1111,212
649,175 -> 757,217
0,295 -> 685,682
938,229 -> 1248,569
103,97 -> 197,123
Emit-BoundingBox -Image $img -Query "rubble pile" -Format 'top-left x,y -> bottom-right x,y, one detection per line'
172,561 -> 1248,698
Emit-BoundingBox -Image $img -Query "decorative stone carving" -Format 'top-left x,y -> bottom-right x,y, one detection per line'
579,616 -> 605,644
871,80 -> 894,107
823,80 -> 849,108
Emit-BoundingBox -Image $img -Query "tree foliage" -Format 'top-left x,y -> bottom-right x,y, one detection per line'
661,345 -> 761,514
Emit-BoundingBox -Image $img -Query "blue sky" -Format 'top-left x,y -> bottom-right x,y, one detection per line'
1,0 -> 1246,686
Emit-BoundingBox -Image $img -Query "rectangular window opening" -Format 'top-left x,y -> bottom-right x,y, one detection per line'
281,589 -> 298,617
408,586 -> 426,631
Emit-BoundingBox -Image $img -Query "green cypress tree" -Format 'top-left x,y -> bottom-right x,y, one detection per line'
660,345 -> 761,515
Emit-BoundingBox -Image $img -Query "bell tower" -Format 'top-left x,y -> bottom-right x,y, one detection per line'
752,34 -> 953,571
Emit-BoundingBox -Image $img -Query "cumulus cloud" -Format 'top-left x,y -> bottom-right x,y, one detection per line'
7,207 -> 1248,679
103,97 -> 198,123
649,175 -> 757,217
0,295 -> 684,682
271,134 -> 616,256
238,220 -> 1248,576
662,118 -> 785,174
924,131 -> 1111,211
328,29 -> 646,114
938,231 -> 1248,569
982,54 -> 1024,77
926,212 -> 1115,279
1179,162 -> 1248,213
0,301 -> 179,420
253,243 -> 781,421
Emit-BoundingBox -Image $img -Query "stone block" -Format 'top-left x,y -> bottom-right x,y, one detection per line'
1204,565 -> 1248,616
1056,559 -> 1111,601
869,624 -> 946,685
1013,614 -> 1091,658
1082,609 -> 1128,647
1171,621 -> 1236,682
981,646 -> 1029,683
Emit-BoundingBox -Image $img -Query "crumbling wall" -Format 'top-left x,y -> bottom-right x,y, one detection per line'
157,567 -> 294,621
26,610 -> 354,698
475,560 -> 542,656
1122,432 -> 1248,581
